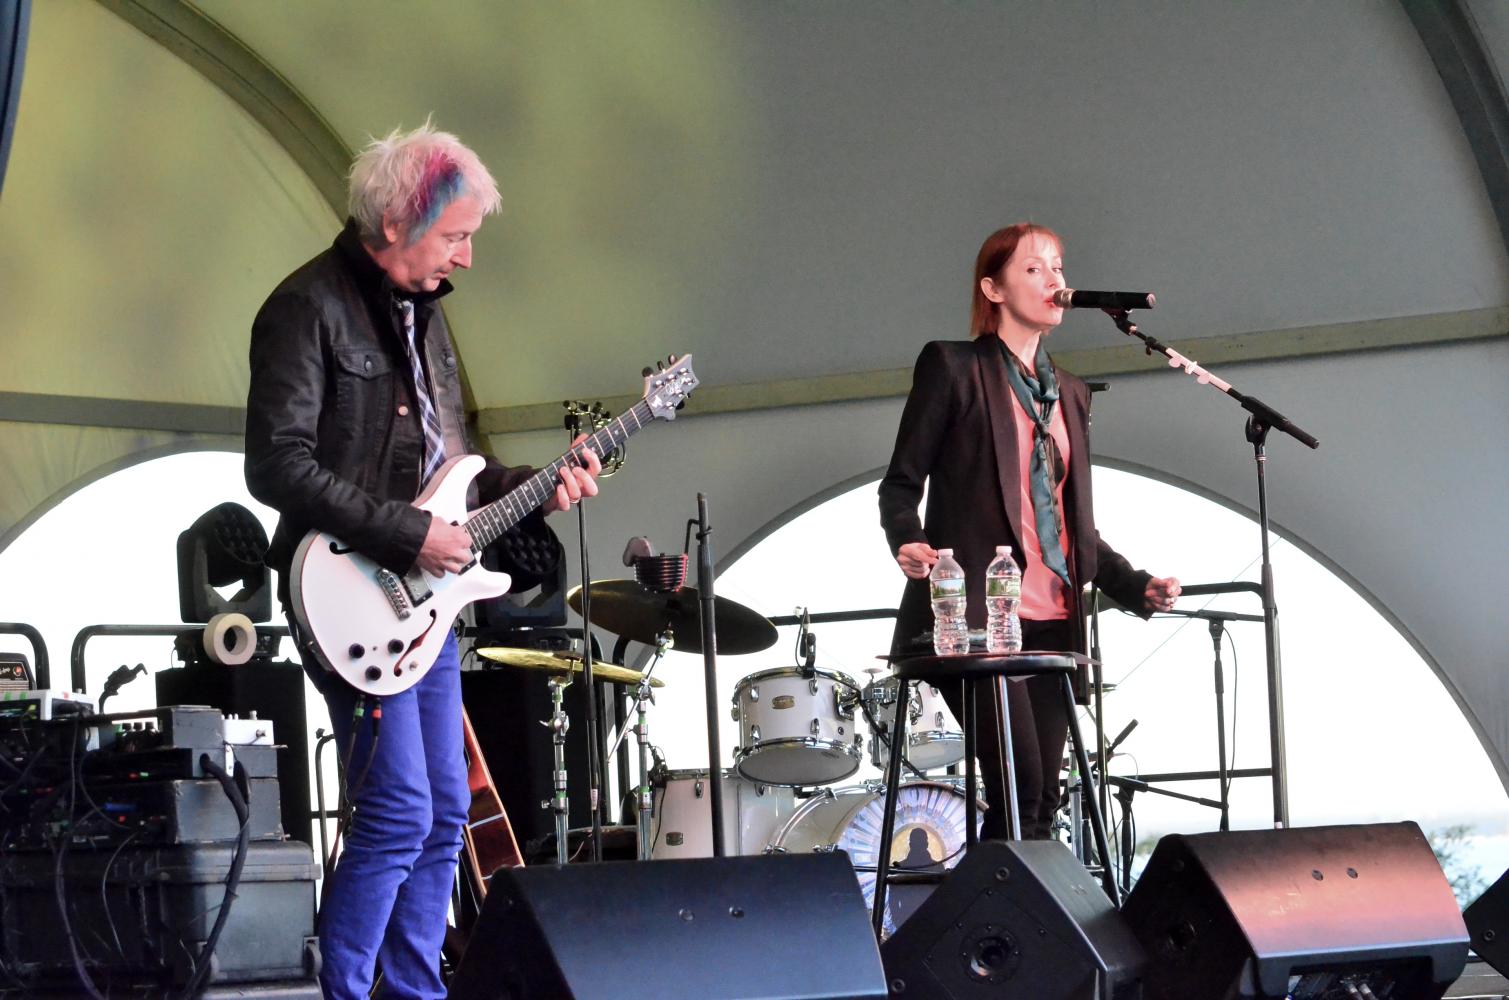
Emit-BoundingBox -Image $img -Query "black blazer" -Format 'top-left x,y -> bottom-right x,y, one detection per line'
878,336 -> 1151,651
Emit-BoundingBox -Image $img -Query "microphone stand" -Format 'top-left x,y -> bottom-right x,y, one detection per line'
1105,309 -> 1318,828
564,407 -> 604,862
693,494 -> 727,856
1155,606 -> 1261,831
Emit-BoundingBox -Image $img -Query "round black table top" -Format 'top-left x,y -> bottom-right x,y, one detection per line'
882,649 -> 1093,681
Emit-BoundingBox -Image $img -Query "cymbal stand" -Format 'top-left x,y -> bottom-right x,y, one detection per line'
606,631 -> 671,860
542,675 -> 573,865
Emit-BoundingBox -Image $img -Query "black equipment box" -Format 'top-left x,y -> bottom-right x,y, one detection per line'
0,840 -> 317,990
156,657 -> 313,847
2,776 -> 284,849
93,776 -> 284,844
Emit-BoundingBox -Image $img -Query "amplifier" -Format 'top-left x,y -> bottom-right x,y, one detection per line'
0,688 -> 94,721
0,653 -> 31,691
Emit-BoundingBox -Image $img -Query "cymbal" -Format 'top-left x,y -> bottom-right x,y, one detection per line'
566,580 -> 778,655
475,647 -> 665,687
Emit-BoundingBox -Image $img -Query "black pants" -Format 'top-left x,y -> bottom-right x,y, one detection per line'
935,619 -> 1076,840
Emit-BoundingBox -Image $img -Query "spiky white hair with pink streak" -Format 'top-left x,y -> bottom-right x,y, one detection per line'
347,118 -> 501,246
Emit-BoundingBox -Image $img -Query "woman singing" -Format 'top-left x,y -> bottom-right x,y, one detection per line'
878,222 -> 1180,839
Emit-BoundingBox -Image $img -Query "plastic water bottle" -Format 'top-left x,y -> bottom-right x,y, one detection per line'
985,545 -> 1023,653
930,549 -> 969,655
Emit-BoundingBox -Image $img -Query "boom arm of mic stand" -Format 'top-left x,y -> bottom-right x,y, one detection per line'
1102,308 -> 1303,829
1104,309 -> 1318,450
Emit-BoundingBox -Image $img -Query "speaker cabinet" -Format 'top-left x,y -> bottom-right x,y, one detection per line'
1466,866 -> 1509,976
879,839 -> 1146,999
446,853 -> 887,1000
1121,822 -> 1468,1000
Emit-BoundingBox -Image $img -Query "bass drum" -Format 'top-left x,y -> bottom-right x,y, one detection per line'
767,780 -> 981,937
649,768 -> 794,860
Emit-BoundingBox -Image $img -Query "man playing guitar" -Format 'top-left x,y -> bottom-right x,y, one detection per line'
245,120 -> 600,1000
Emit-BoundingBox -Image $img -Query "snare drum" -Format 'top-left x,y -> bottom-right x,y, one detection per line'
650,768 -> 794,860
731,667 -> 863,786
767,780 -> 981,936
863,676 -> 965,771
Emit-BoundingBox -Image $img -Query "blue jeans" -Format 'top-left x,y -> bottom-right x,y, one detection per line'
313,631 -> 468,1000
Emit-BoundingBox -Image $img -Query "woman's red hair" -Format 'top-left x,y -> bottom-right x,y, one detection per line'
969,223 -> 1062,337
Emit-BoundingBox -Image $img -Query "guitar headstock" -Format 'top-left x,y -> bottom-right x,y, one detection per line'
642,355 -> 699,420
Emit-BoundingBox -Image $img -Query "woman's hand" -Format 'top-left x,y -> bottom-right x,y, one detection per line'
896,542 -> 940,580
1143,576 -> 1181,613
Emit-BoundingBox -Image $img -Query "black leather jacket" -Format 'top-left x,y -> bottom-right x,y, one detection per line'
245,221 -> 546,596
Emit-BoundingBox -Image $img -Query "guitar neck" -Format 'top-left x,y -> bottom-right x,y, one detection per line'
466,398 -> 655,548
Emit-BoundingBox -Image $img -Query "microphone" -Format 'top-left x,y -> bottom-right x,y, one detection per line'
1107,719 -> 1139,754
1051,289 -> 1156,311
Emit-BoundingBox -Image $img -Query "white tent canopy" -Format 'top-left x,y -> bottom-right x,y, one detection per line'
1,1 -> 1505,792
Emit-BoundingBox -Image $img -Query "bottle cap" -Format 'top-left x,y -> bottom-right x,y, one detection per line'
938,548 -> 953,556
995,545 -> 1011,555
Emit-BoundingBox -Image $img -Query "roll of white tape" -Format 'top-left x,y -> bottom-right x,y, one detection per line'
203,613 -> 256,666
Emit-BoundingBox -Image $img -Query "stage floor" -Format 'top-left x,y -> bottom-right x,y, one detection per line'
1450,958 -> 1509,999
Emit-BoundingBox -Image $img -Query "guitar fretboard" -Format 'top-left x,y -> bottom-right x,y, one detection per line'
465,399 -> 656,548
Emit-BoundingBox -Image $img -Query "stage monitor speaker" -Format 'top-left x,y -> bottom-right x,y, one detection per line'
1465,866 -> 1509,976
879,839 -> 1145,999
1121,822 -> 1468,1000
445,853 -> 887,1000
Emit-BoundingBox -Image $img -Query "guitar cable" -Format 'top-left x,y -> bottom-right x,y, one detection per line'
331,696 -> 383,874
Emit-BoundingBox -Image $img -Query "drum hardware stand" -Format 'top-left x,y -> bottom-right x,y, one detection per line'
1103,307 -> 1317,828
1066,753 -> 1087,863
604,630 -> 671,860
541,674 -> 573,865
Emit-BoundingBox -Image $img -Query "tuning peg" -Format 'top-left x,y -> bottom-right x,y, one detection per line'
642,366 -> 654,378
656,360 -> 665,372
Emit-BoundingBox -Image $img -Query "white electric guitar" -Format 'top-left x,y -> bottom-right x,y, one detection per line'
289,355 -> 699,697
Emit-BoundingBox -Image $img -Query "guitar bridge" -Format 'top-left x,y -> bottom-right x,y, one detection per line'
375,568 -> 413,620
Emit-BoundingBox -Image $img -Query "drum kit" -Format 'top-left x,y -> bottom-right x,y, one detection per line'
477,575 -> 983,928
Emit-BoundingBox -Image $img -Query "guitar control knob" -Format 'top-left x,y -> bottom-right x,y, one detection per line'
364,666 -> 381,683
387,639 -> 404,655
348,644 -> 364,659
